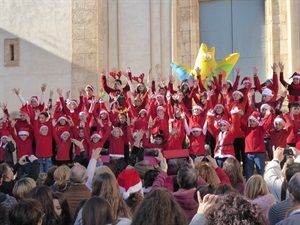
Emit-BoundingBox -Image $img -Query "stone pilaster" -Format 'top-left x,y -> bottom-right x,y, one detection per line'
72,0 -> 100,97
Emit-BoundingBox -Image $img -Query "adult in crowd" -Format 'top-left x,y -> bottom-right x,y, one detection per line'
276,173 -> 300,225
131,188 -> 189,225
63,163 -> 90,219
12,177 -> 36,200
269,162 -> 300,225
8,199 -> 44,225
0,155 -> 39,196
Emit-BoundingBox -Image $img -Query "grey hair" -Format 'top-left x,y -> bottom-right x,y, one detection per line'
70,164 -> 87,184
288,172 -> 300,201
177,164 -> 198,189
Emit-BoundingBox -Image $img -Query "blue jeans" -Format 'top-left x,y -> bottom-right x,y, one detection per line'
38,157 -> 52,173
215,157 -> 228,168
245,153 -> 265,180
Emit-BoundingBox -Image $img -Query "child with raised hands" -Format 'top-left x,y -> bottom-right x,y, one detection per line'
269,111 -> 293,157
33,110 -> 54,173
207,107 -> 240,167
279,62 -> 300,104
57,88 -> 84,126
12,84 -> 47,117
240,107 -> 274,180
52,117 -> 74,166
254,63 -> 279,101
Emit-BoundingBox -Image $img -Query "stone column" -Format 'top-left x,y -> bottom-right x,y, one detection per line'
71,0 -> 100,97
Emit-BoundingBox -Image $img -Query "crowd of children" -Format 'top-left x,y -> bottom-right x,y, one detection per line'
0,63 -> 300,180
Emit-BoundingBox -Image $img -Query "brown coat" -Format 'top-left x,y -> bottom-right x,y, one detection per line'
64,183 -> 91,219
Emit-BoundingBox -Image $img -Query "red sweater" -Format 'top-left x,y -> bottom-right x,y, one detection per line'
287,113 -> 300,144
188,133 -> 206,155
53,129 -> 73,161
269,114 -> 293,149
34,120 -> 53,158
10,129 -> 33,159
241,113 -> 273,153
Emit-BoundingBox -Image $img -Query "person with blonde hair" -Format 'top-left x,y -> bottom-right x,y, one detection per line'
50,165 -> 70,192
222,157 -> 245,195
12,177 -> 36,200
245,175 -> 276,224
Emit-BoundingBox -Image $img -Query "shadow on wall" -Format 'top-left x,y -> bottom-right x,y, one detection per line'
0,28 -> 95,112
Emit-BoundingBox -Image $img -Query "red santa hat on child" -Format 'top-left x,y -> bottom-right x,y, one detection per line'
260,104 -> 271,112
18,127 -> 30,136
60,131 -> 70,139
265,78 -> 273,84
226,80 -> 233,87
290,72 -> 300,79
219,119 -> 231,127
274,117 -> 286,128
19,105 -> 28,114
248,111 -> 261,124
117,169 -> 142,200
57,116 -> 68,123
85,84 -> 95,92
232,90 -> 244,97
90,132 -> 102,140
99,109 -> 108,115
157,106 -> 166,112
214,104 -> 225,111
39,125 -> 49,133
138,109 -> 147,114
191,127 -> 202,132
1,131 -> 9,139
30,96 -> 39,105
241,77 -> 251,85
69,99 -> 78,107
192,105 -> 203,111
262,88 -> 273,97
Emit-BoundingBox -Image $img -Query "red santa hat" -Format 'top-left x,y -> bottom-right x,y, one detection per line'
117,169 -> 142,200
79,111 -> 86,116
39,125 -> 49,133
157,106 -> 166,112
1,131 -> 9,139
192,105 -> 203,111
241,77 -> 251,85
138,109 -> 147,114
191,127 -> 202,132
274,117 -> 286,128
260,104 -> 271,112
69,99 -> 78,107
30,96 -> 39,105
226,80 -> 233,87
85,84 -> 95,92
290,72 -> 300,79
262,88 -> 273,97
90,132 -> 102,140
99,110 -> 108,115
19,105 -> 28,114
60,131 -> 70,139
214,104 -> 225,111
156,94 -> 164,99
57,116 -> 68,123
248,111 -> 261,124
18,127 -> 30,136
111,127 -> 123,136
232,90 -> 244,97
219,119 -> 231,127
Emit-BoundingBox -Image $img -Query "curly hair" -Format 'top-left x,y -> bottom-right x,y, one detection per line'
195,162 -> 218,185
131,188 -> 188,225
205,194 -> 267,225
127,190 -> 144,214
